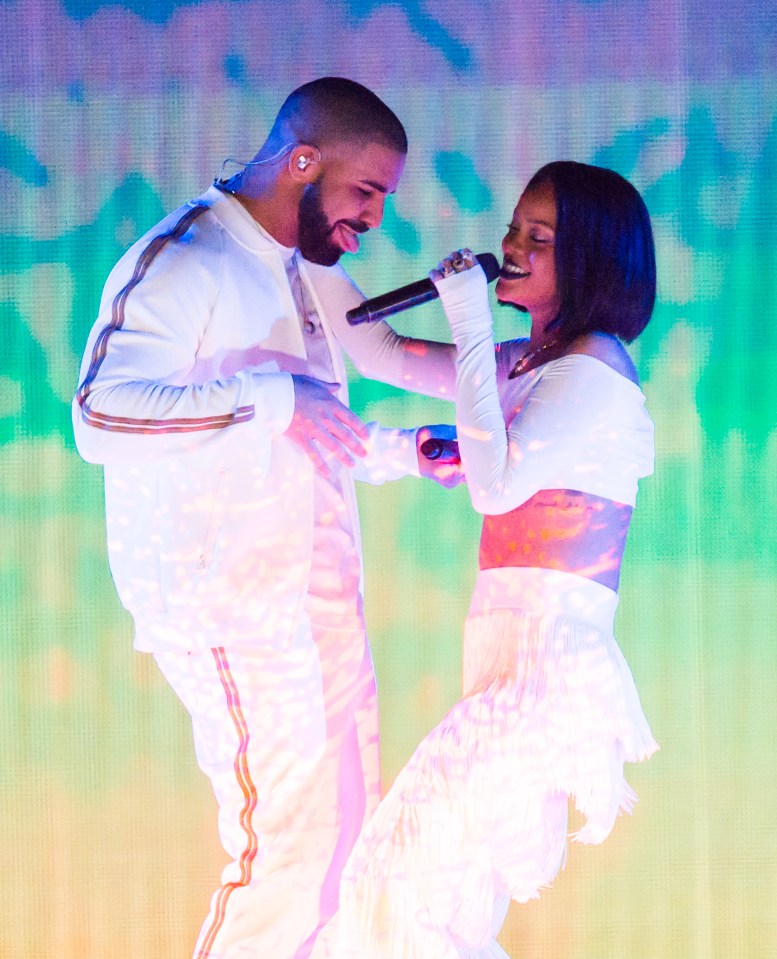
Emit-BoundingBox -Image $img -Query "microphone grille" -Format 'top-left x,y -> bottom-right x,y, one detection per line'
475,252 -> 500,283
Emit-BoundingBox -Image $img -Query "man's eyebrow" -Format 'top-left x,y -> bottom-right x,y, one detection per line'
362,179 -> 393,194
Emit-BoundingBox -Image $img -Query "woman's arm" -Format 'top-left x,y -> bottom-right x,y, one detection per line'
328,304 -> 459,401
433,267 -> 619,515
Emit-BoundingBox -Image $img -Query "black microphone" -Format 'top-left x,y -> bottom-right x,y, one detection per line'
346,252 -> 500,325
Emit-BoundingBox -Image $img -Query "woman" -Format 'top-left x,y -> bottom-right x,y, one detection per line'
335,161 -> 659,959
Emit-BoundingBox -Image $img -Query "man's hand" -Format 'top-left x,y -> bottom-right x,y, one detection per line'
285,375 -> 369,478
416,424 -> 464,489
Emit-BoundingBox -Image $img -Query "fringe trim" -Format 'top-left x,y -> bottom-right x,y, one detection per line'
462,606 -> 658,843
335,606 -> 657,959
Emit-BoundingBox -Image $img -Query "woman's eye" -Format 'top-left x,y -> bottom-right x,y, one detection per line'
358,188 -> 372,198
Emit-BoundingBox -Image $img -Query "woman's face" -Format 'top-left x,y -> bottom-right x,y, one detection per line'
496,179 -> 562,332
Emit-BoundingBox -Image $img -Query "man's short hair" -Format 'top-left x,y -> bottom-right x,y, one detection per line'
271,76 -> 408,155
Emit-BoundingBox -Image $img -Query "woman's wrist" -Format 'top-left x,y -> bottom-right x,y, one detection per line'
434,268 -> 493,341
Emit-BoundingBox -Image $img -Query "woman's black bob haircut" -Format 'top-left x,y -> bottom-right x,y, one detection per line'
525,161 -> 656,344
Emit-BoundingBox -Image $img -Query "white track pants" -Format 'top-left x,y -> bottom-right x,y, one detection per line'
154,613 -> 380,959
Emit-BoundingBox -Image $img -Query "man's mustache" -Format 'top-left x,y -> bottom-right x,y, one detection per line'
332,219 -> 369,235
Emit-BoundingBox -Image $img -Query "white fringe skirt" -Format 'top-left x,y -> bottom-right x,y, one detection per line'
335,567 -> 657,959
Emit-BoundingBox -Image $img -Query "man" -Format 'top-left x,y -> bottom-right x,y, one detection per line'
73,78 -> 459,959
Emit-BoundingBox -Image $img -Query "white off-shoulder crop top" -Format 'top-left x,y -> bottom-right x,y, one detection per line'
435,269 -> 654,516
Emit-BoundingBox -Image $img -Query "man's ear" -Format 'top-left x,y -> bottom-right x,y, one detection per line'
288,145 -> 321,181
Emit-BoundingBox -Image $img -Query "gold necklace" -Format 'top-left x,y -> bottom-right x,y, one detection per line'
508,339 -> 560,379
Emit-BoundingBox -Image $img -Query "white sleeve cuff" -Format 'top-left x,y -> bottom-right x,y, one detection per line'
353,424 -> 420,484
242,369 -> 295,434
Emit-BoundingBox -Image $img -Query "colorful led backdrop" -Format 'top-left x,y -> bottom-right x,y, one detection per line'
2,1 -> 775,956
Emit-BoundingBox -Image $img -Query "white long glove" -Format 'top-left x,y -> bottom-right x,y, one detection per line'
429,252 -> 494,346
429,252 -> 508,512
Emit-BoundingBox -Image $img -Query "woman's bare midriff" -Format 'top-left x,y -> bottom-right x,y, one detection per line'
478,489 -> 633,591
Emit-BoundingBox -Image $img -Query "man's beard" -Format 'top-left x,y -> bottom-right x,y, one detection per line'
297,181 -> 365,266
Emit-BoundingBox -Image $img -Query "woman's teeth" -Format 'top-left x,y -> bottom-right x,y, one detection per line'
501,261 -> 530,278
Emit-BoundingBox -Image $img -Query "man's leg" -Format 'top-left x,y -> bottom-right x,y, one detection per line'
295,612 -> 381,958
154,615 -> 379,959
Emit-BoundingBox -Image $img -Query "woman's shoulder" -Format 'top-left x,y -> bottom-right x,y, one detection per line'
566,332 -> 640,386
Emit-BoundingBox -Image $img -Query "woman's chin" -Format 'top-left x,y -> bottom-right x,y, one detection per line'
496,294 -> 529,314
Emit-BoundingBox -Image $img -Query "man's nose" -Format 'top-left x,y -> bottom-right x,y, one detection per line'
361,194 -> 386,229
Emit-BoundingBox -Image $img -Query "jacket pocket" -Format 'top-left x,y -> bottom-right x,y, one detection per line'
157,463 -> 231,608
195,467 -> 227,572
